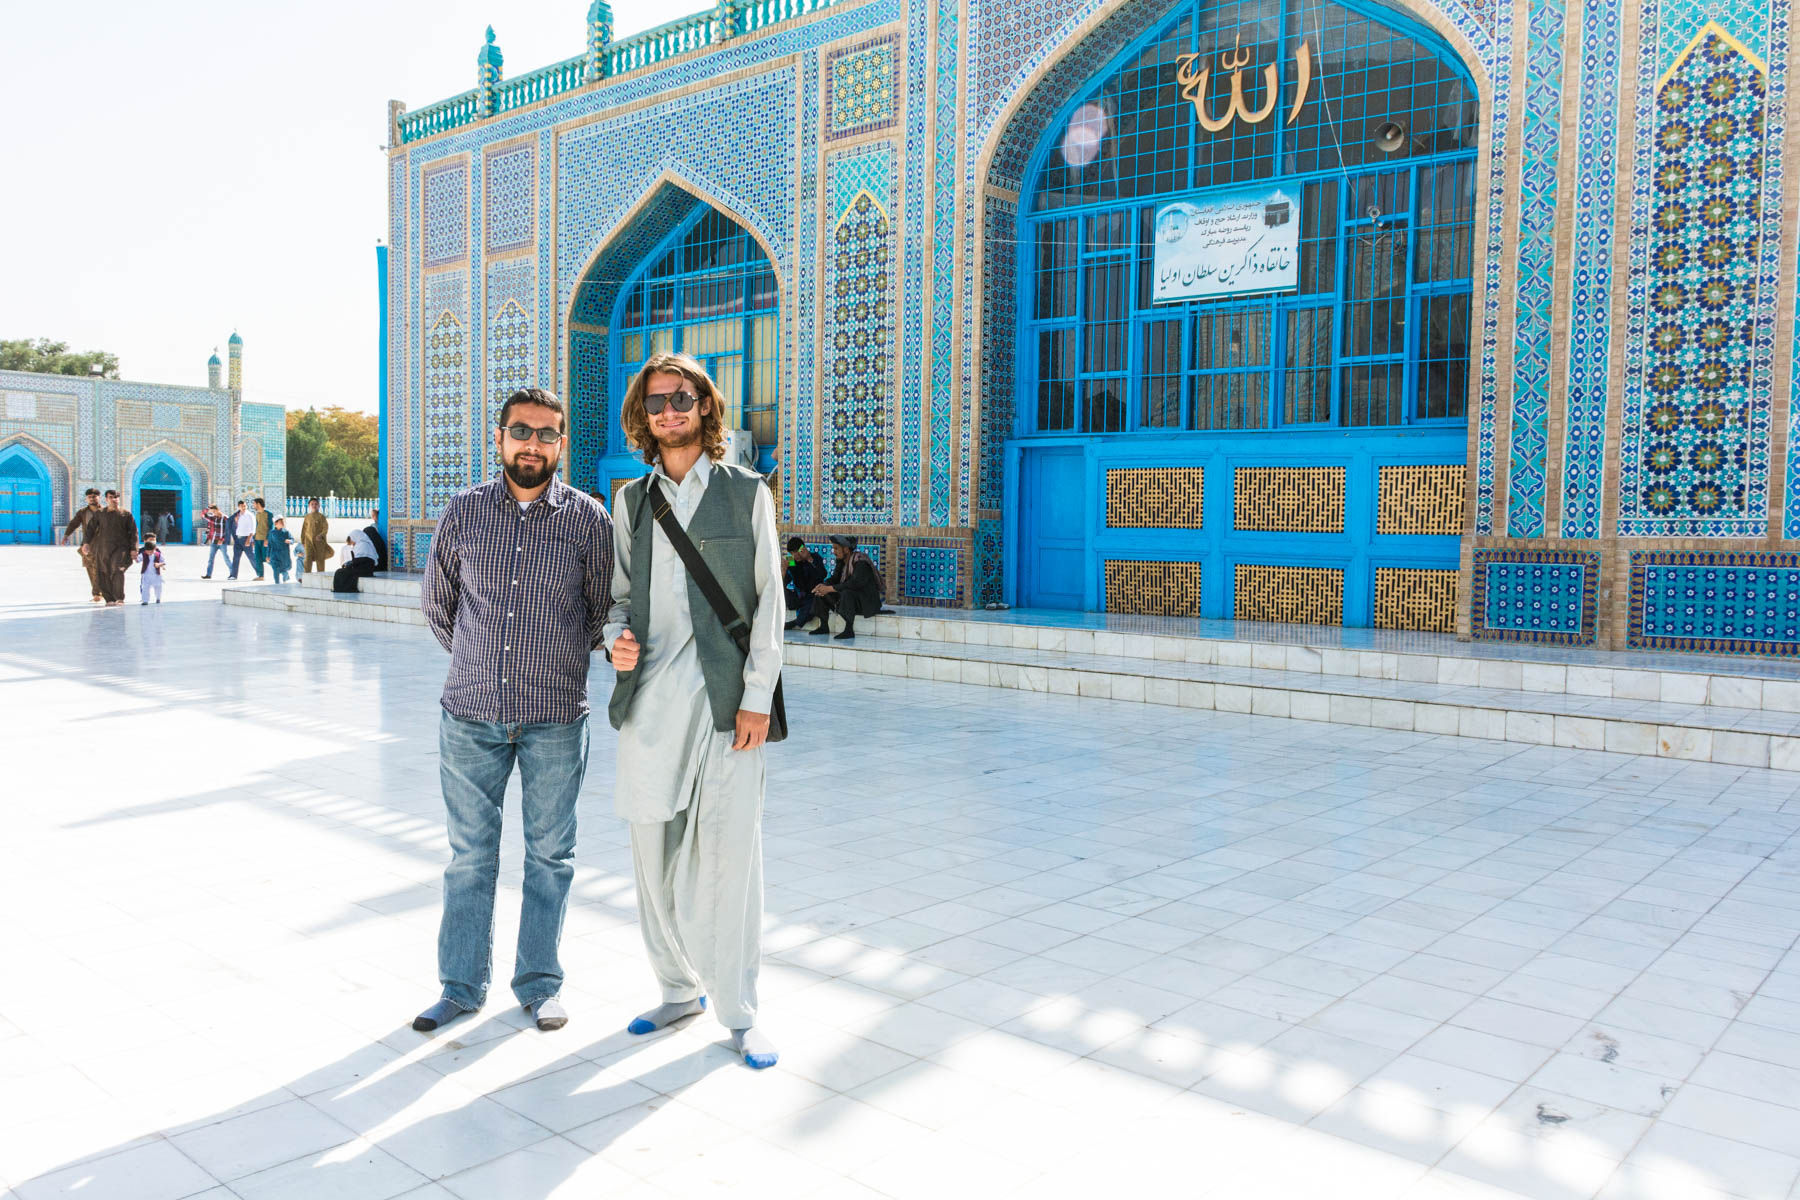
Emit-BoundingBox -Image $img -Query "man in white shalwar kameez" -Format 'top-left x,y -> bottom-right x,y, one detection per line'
603,351 -> 784,1069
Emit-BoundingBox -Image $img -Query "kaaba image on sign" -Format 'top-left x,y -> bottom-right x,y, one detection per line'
1263,201 -> 1291,227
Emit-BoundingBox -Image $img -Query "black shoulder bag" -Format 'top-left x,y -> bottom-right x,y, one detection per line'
644,479 -> 788,742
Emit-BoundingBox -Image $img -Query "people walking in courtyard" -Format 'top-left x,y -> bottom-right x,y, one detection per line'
62,488 -> 103,602
154,511 -> 175,544
364,508 -> 389,571
136,534 -> 166,604
85,491 -> 138,607
267,518 -> 296,584
251,498 -> 271,580
201,504 -> 233,578
230,501 -> 254,579
332,527 -> 380,593
300,499 -> 330,577
604,351 -> 784,1070
414,386 -> 614,1035
810,533 -> 883,640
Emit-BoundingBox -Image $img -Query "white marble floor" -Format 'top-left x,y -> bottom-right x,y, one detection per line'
3,544 -> 1799,1200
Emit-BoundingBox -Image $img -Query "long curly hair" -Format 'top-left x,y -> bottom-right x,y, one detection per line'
620,351 -> 729,466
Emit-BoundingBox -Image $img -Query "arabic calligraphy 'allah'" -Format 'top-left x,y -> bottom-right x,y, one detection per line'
1174,37 -> 1313,133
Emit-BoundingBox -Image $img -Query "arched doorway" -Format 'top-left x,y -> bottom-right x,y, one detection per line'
0,444 -> 52,544
570,186 -> 784,502
131,453 -> 194,543
1007,0 -> 1478,629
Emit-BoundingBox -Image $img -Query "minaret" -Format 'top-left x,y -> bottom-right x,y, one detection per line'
227,330 -> 243,392
585,0 -> 614,81
476,27 -> 503,118
207,348 -> 222,390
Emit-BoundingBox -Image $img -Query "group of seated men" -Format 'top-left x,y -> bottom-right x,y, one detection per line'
784,534 -> 883,640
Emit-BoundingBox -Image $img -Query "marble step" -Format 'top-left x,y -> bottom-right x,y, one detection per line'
854,613 -> 1800,714
223,581 -> 426,625
781,628 -> 1800,772
294,571 -> 422,599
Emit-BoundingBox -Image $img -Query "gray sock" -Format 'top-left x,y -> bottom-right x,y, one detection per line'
627,997 -> 706,1034
412,998 -> 465,1032
731,1026 -> 778,1069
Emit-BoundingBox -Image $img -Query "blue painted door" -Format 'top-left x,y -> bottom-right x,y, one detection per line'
0,451 -> 50,544
1021,448 -> 1087,609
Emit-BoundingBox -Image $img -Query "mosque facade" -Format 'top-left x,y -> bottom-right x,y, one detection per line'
0,334 -> 287,544
379,0 -> 1800,655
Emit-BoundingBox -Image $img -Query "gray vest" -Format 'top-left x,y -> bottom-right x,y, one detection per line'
608,462 -> 769,736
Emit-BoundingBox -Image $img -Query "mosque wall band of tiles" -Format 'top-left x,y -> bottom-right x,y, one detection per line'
382,0 -> 1800,657
0,336 -> 286,546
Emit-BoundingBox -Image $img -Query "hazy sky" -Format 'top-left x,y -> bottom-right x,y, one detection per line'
3,0 -> 673,414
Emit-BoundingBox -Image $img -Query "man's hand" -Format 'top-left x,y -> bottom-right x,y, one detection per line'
733,709 -> 770,751
812,583 -> 835,596
612,629 -> 640,671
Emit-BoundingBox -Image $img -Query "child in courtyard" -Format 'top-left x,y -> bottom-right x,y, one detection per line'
267,517 -> 296,584
136,533 -> 166,605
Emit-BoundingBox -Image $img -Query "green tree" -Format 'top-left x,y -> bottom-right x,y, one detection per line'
285,407 -> 378,498
0,338 -> 120,379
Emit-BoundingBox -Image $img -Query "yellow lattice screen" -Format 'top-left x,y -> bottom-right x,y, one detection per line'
1106,468 -> 1205,528
1377,465 -> 1465,535
1234,564 -> 1344,624
610,477 -> 638,516
1374,567 -> 1457,632
1105,560 -> 1203,617
1234,467 -> 1345,532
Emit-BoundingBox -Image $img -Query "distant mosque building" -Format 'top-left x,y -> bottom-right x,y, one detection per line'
0,332 -> 287,543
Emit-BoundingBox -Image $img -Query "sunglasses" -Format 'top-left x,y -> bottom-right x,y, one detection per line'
644,390 -> 701,415
501,423 -> 565,444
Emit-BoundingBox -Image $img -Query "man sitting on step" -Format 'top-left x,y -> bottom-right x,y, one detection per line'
808,534 -> 883,641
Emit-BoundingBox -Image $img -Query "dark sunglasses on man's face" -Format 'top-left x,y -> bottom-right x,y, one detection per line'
501,423 -> 565,444
643,390 -> 700,415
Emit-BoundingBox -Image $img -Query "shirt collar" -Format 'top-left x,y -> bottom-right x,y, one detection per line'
651,454 -> 713,491
489,474 -> 567,511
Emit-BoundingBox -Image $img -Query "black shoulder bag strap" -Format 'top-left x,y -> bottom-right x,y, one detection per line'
645,478 -> 787,742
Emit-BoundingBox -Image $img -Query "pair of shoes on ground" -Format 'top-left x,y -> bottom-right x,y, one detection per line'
412,994 -> 778,1069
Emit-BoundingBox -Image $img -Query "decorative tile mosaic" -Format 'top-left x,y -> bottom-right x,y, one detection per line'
1374,567 -> 1458,633
1106,559 -> 1203,618
1234,564 -> 1344,625
929,0 -> 959,527
1561,0 -> 1622,539
826,39 -> 898,135
485,258 -> 536,486
390,153 -> 410,520
791,51 -> 820,526
1470,548 -> 1600,645
422,160 -> 469,268
1618,13 -> 1786,536
821,144 -> 896,525
1106,468 -> 1204,528
976,193 -> 1016,514
1505,0 -> 1566,538
484,142 -> 536,255
1629,550 -> 1800,654
1377,465 -> 1465,535
974,516 -> 1003,606
1233,467 -> 1346,533
570,330 -> 608,487
899,540 -> 963,605
803,539 -> 883,575
422,273 -> 469,517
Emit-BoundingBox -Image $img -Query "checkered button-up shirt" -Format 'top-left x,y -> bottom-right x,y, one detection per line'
422,476 -> 615,725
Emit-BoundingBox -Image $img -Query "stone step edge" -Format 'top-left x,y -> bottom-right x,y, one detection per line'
222,588 -> 426,625
853,616 -> 1797,716
783,637 -> 1795,772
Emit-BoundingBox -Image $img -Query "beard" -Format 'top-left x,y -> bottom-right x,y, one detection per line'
653,423 -> 702,453
503,451 -> 555,490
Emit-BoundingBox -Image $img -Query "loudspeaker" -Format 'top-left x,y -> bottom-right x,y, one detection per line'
1372,120 -> 1409,154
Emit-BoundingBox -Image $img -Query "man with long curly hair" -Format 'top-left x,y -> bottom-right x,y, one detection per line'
603,351 -> 784,1070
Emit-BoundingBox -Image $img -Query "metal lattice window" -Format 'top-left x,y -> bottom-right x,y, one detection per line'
616,208 -> 781,447
1022,0 -> 1477,435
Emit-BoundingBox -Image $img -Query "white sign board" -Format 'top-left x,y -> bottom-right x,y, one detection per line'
1151,185 -> 1301,303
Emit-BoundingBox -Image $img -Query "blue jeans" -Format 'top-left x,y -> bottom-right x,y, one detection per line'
204,542 -> 233,576
436,710 -> 589,1011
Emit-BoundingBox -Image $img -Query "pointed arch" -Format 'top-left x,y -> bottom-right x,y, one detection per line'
125,442 -> 208,543
563,169 -> 790,489
0,438 -> 60,544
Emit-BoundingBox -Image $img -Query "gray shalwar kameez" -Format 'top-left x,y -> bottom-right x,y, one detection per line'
603,455 -> 783,1029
